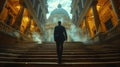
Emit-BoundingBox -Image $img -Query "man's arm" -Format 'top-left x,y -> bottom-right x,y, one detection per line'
54,27 -> 56,41
64,27 -> 67,40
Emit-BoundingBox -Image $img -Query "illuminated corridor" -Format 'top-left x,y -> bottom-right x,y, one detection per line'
0,0 -> 120,67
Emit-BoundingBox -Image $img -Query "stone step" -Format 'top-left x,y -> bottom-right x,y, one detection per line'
0,45 -> 119,51
0,45 -> 117,52
0,48 -> 93,52
0,49 -> 119,55
0,52 -> 120,58
1,55 -> 120,59
0,42 -> 120,67
0,61 -> 120,64
0,48 -> 119,52
0,52 -> 113,56
0,61 -> 120,66
0,44 -> 119,51
0,57 -> 120,62
0,51 -> 120,57
0,51 -> 119,57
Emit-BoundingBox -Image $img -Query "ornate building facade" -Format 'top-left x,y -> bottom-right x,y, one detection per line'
46,4 -> 71,42
45,4 -> 81,42
24,0 -> 48,43
71,0 -> 120,43
0,0 -> 48,44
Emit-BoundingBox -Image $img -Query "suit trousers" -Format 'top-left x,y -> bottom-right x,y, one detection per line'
56,41 -> 64,63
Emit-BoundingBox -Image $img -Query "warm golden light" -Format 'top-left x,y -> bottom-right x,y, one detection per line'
31,25 -> 34,28
30,25 -> 35,32
23,16 -> 29,22
97,5 -> 101,11
91,16 -> 94,18
16,5 -> 21,10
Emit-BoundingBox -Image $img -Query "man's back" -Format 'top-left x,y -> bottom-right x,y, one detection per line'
54,24 -> 67,42
54,21 -> 67,64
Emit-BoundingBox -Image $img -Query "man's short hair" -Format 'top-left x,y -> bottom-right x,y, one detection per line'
58,21 -> 61,24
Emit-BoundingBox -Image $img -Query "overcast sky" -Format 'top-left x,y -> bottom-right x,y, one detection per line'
47,0 -> 72,19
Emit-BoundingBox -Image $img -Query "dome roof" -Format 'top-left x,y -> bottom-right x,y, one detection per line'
50,4 -> 69,17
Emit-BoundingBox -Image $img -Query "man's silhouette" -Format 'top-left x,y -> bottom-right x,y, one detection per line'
54,21 -> 67,64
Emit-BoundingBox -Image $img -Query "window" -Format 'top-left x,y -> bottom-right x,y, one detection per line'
6,14 -> 12,25
105,19 -> 113,30
34,0 -> 39,13
30,0 -> 34,5
37,5 -> 40,17
76,10 -> 78,22
39,7 -> 42,20
82,0 -> 86,6
78,0 -> 82,10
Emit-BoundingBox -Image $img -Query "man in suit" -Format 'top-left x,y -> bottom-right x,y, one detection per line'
54,21 -> 67,64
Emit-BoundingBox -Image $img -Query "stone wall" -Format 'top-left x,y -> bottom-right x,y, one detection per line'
0,31 -> 17,46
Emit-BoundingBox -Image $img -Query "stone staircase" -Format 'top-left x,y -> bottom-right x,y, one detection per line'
0,42 -> 120,67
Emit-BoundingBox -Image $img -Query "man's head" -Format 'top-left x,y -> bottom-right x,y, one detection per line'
58,21 -> 61,25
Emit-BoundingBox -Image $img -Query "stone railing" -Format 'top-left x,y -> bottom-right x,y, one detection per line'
0,20 -> 17,37
90,32 -> 104,42
103,24 -> 120,41
91,24 -> 120,43
0,20 -> 30,40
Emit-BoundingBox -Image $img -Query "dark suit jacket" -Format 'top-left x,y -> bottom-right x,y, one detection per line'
54,25 -> 67,42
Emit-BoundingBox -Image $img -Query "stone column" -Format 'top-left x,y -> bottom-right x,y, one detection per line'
13,6 -> 24,30
82,17 -> 90,40
0,0 -> 6,14
92,1 -> 104,41
91,1 -> 102,33
84,16 -> 91,38
110,0 -> 120,23
24,18 -> 32,35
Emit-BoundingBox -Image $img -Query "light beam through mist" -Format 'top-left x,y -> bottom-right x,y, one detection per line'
32,32 -> 42,44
